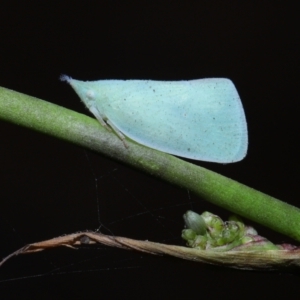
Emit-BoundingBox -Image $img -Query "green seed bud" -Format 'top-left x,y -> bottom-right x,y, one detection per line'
183,211 -> 206,235
181,229 -> 197,241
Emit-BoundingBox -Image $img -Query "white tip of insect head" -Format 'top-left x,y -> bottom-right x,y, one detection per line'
59,74 -> 72,83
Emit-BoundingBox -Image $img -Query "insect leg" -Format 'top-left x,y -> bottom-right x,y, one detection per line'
89,106 -> 128,147
89,106 -> 112,131
106,120 -> 129,148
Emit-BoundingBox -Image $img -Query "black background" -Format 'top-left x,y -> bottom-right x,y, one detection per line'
1,1 -> 299,298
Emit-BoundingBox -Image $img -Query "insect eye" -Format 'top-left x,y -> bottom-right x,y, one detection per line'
86,90 -> 95,100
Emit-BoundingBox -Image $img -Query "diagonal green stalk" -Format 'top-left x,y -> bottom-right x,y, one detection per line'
1,86 -> 300,241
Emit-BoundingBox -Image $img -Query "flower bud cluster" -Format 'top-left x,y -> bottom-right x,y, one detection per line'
182,211 -> 280,251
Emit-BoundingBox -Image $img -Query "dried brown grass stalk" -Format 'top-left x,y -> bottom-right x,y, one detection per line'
1,231 -> 300,271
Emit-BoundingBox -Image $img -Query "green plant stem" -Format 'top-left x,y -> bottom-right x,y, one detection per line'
1,86 -> 300,241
